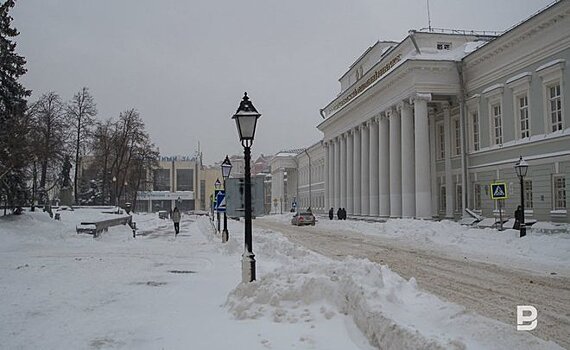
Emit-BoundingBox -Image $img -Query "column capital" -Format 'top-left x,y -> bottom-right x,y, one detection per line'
412,92 -> 432,102
386,106 -> 399,118
397,100 -> 412,112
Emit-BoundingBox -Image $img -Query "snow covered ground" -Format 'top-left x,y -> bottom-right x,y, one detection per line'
0,209 -> 565,349
279,214 -> 570,277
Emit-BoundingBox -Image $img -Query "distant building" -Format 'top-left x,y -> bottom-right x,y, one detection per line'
270,144 -> 326,214
136,156 -> 199,212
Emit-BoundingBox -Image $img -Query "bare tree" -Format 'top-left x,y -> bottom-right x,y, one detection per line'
67,87 -> 97,204
30,92 -> 70,203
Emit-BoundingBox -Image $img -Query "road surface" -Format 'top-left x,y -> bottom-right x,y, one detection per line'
254,218 -> 570,348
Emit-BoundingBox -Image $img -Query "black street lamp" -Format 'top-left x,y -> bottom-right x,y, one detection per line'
221,155 -> 232,243
215,178 -> 222,233
232,92 -> 261,283
514,156 -> 529,238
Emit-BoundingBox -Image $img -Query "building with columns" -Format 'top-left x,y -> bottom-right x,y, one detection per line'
318,1 -> 570,223
270,144 -> 326,214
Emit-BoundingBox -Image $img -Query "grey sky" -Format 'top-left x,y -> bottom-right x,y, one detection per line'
12,0 -> 552,164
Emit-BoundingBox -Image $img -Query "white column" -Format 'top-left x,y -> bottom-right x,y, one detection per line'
334,137 -> 341,210
429,111 -> 438,218
340,133 -> 347,209
379,113 -> 390,218
400,101 -> 416,218
361,123 -> 370,216
369,117 -> 379,216
414,94 -> 433,219
346,131 -> 354,214
443,103 -> 453,219
353,127 -> 361,215
327,140 -> 334,209
324,143 -> 330,210
389,108 -> 402,218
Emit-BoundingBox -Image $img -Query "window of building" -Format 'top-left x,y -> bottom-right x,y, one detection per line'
473,183 -> 481,210
517,94 -> 530,138
153,169 -> 170,191
553,175 -> 566,210
437,122 -> 445,160
453,118 -> 461,156
437,42 -> 451,50
491,103 -> 503,145
537,59 -> 565,133
548,83 -> 563,132
507,72 -> 532,140
439,185 -> 446,212
176,169 -> 194,191
471,111 -> 480,151
455,184 -> 462,212
524,180 -> 533,209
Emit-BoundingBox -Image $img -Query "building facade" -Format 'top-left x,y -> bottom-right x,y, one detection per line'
317,1 -> 569,223
270,144 -> 326,214
136,156 -> 199,212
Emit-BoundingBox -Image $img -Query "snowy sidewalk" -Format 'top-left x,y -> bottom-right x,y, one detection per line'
0,210 -> 564,349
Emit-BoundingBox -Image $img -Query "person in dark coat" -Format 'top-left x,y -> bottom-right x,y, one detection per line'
341,208 -> 347,220
172,207 -> 181,236
336,208 -> 341,220
514,205 -> 522,230
329,207 -> 334,220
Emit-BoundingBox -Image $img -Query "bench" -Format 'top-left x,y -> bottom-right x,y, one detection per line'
76,215 -> 135,238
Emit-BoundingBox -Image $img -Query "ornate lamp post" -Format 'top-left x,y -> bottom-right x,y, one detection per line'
232,92 -> 261,283
221,155 -> 232,243
215,178 -> 222,233
514,156 -> 529,238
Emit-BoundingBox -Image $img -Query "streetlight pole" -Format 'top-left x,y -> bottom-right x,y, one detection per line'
215,178 -> 221,233
514,156 -> 529,238
221,155 -> 232,243
232,92 -> 261,283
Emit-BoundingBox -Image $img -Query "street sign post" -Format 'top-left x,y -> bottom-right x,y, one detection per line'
490,182 -> 508,230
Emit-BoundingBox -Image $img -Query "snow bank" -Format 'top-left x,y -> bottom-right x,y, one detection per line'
226,229 -> 562,349
284,216 -> 570,275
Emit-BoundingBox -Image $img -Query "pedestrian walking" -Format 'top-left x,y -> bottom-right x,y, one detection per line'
341,208 -> 347,220
336,208 -> 341,220
329,207 -> 334,220
513,205 -> 522,230
172,207 -> 181,236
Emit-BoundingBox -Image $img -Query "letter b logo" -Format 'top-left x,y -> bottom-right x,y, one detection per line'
517,305 -> 537,331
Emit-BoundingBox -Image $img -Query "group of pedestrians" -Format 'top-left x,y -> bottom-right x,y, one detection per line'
328,207 -> 347,220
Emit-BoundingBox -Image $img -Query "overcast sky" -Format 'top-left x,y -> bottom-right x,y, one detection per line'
12,0 -> 552,164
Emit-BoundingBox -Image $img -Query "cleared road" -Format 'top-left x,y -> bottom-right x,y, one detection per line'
254,218 -> 570,348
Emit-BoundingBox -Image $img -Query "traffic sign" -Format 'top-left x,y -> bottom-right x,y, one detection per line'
214,190 -> 225,212
490,182 -> 508,200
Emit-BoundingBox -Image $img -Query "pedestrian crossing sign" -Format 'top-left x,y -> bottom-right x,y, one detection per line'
490,182 -> 508,200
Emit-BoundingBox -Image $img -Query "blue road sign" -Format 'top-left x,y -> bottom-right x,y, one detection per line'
215,190 -> 226,212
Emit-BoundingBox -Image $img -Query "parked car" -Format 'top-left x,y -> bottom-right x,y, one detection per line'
291,212 -> 316,226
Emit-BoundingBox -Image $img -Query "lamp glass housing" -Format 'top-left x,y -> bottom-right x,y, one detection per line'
221,155 -> 232,179
514,156 -> 529,178
232,92 -> 261,142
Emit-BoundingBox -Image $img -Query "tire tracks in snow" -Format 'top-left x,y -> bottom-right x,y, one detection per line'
254,219 -> 570,349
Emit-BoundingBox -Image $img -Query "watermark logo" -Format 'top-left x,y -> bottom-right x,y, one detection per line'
517,305 -> 537,331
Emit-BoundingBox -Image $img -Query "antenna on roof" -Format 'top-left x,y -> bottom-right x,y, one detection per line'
427,0 -> 432,32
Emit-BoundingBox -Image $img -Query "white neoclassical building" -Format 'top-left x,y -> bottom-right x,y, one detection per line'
311,1 -> 569,223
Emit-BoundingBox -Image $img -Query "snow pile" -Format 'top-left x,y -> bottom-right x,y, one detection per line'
302,216 -> 570,275
226,229 -> 562,349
